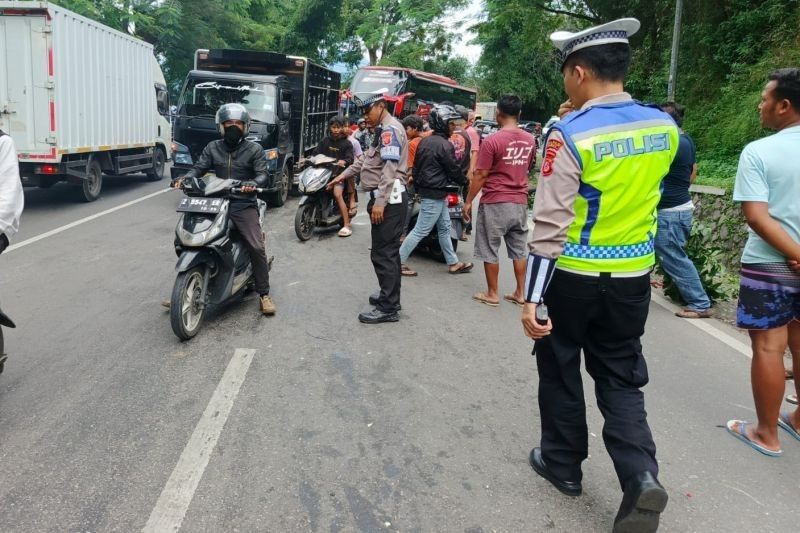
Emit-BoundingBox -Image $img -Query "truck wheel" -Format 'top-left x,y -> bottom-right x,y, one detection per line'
80,159 -> 103,202
170,266 -> 206,341
146,147 -> 166,181
267,165 -> 290,207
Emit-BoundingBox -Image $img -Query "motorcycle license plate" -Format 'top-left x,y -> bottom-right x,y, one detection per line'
177,197 -> 224,213
449,206 -> 463,218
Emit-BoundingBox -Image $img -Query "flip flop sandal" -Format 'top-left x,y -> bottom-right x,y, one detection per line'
401,265 -> 418,277
449,262 -> 474,274
338,227 -> 353,237
726,420 -> 782,457
778,411 -> 800,441
472,292 -> 500,307
503,294 -> 525,307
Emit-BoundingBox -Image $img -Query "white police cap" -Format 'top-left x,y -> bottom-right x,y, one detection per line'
550,18 -> 640,67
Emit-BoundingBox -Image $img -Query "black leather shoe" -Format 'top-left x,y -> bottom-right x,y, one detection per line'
368,291 -> 401,310
358,307 -> 400,324
613,471 -> 668,533
529,448 -> 581,497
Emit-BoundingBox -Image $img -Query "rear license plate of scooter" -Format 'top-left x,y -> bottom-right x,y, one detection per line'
449,206 -> 463,218
176,197 -> 224,213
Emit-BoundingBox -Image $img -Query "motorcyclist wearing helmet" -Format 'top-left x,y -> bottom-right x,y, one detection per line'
397,105 -> 473,276
171,103 -> 275,316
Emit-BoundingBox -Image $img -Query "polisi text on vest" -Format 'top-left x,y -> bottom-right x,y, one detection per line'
593,133 -> 671,162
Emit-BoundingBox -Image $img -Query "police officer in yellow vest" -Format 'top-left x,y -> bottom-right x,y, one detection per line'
521,19 -> 678,533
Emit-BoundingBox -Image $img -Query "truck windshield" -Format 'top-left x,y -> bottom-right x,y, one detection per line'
349,69 -> 405,96
178,78 -> 276,123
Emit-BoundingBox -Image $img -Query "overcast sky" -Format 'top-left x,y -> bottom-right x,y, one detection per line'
450,0 -> 485,64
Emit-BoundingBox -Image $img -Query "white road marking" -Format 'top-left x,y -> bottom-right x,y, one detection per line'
142,348 -> 257,533
7,188 -> 171,254
650,293 -> 752,359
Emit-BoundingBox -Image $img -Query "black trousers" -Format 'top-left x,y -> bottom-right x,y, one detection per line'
229,206 -> 270,296
534,269 -> 657,489
367,194 -> 407,312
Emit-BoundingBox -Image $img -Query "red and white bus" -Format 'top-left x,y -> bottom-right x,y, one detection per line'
342,66 -> 477,119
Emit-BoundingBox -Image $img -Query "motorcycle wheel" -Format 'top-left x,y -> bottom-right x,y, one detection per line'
294,203 -> 317,241
429,238 -> 459,263
0,327 -> 5,374
170,266 -> 206,341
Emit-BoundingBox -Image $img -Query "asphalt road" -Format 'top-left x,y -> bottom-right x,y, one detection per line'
1,173 -> 798,532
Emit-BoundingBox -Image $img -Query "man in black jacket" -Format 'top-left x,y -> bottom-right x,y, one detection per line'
398,105 -> 473,276
314,115 -> 355,236
173,103 -> 275,315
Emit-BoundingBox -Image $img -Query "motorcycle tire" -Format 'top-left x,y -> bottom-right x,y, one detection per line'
429,238 -> 459,264
294,203 -> 317,241
170,266 -> 207,341
0,327 -> 5,374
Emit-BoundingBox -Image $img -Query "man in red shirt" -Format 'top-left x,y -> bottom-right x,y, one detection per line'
464,95 -> 536,306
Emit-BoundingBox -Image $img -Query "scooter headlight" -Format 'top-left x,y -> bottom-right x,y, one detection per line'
301,168 -> 330,194
176,204 -> 229,246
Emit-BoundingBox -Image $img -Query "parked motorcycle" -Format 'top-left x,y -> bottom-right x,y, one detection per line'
170,175 -> 271,340
0,303 -> 15,374
294,154 -> 350,241
406,184 -> 463,263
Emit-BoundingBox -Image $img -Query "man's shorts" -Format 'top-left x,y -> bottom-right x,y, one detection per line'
473,202 -> 529,263
737,262 -> 800,329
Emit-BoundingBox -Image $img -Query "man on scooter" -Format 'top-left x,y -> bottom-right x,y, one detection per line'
310,115 -> 355,237
171,103 -> 276,316
0,129 -> 24,255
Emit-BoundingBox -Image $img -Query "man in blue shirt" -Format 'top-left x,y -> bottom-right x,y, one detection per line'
654,102 -> 713,318
727,68 -> 800,458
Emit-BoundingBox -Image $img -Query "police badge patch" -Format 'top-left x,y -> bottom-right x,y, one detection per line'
380,128 -> 401,161
541,138 -> 563,177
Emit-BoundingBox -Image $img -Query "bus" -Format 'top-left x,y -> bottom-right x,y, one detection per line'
343,66 -> 477,119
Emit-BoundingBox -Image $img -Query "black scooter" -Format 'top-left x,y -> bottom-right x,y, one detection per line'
170,175 -> 271,340
405,184 -> 464,263
294,154 -> 350,241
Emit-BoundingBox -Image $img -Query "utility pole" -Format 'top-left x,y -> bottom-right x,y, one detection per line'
667,0 -> 683,101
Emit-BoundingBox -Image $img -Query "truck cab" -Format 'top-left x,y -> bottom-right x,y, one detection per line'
171,70 -> 293,207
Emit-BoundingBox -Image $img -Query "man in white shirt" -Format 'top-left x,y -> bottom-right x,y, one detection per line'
0,130 -> 24,254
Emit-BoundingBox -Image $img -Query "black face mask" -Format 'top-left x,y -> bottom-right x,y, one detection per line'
223,125 -> 244,148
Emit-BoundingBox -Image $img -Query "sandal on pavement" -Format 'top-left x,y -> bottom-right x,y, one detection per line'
503,294 -> 525,307
401,264 -> 418,277
787,394 -> 798,405
778,411 -> 800,441
338,226 -> 353,237
472,292 -> 500,307
448,262 -> 473,274
726,420 -> 782,457
676,308 -> 713,319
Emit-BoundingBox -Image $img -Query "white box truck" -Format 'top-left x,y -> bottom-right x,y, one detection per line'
0,1 -> 172,201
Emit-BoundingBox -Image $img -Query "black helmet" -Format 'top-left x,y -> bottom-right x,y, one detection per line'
216,103 -> 251,136
429,104 -> 461,135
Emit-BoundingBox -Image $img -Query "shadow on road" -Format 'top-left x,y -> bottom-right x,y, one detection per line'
21,174 -> 162,210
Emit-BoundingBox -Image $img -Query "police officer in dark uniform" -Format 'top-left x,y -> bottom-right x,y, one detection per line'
333,93 -> 409,323
521,19 -> 678,533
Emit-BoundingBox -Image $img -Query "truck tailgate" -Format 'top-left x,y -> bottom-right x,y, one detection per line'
0,12 -> 54,159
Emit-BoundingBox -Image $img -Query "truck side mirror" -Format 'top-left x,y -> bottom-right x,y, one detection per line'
156,89 -> 169,115
280,101 -> 291,119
